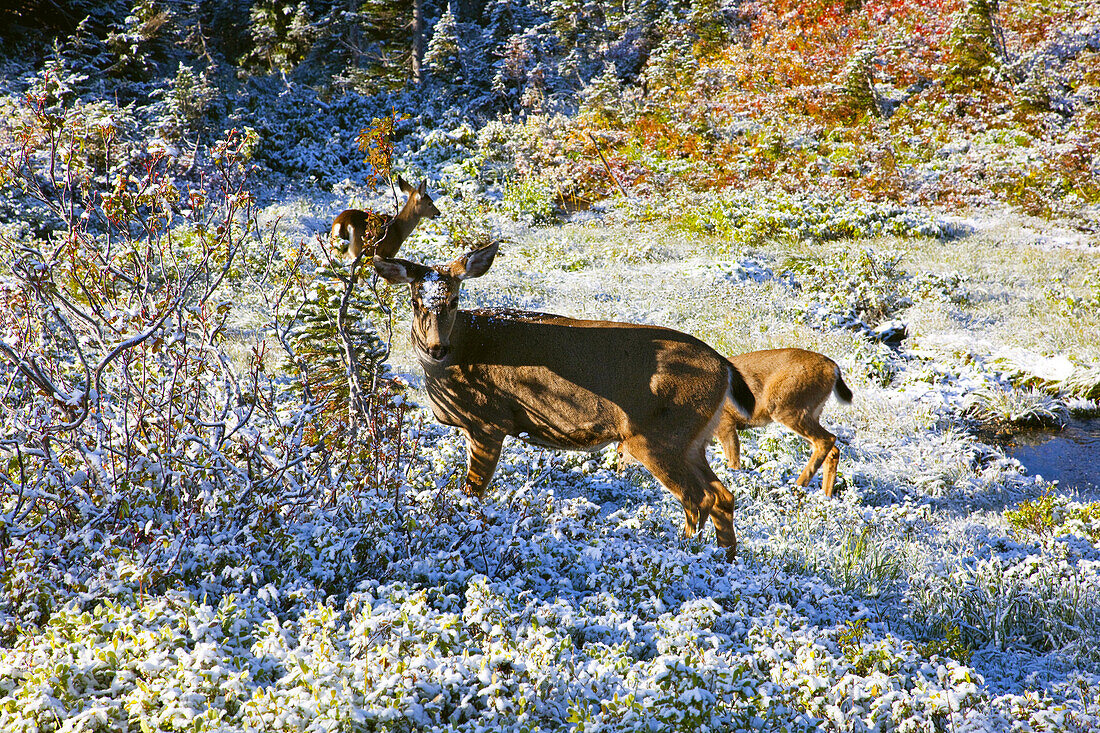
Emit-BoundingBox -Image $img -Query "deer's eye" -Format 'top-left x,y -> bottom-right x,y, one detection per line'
448,297 -> 459,309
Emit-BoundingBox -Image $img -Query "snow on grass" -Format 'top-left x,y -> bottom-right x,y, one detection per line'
3,197 -> 1100,730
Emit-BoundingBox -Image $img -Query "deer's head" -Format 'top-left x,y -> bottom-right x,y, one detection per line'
397,176 -> 441,222
374,243 -> 499,363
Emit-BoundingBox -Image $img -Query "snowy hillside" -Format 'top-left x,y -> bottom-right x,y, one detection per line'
2,1 -> 1100,730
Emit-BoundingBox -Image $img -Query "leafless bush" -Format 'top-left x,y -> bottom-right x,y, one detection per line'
0,89 -> 412,628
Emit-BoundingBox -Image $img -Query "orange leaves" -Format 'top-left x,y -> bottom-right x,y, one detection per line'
356,110 -> 406,189
557,0 -> 1095,216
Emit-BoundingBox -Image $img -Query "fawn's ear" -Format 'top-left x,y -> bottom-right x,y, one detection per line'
417,180 -> 428,195
397,176 -> 414,195
373,256 -> 427,284
448,243 -> 499,281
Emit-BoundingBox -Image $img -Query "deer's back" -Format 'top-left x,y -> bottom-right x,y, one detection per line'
332,209 -> 390,243
422,310 -> 733,450
729,348 -> 839,426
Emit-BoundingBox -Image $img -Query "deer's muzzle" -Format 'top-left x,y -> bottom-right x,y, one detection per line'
426,344 -> 450,361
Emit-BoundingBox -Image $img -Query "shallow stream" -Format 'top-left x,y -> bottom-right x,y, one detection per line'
1006,417 -> 1100,497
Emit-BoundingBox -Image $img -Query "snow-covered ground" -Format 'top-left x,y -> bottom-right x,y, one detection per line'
4,0 -> 1100,725
4,120 -> 1100,733
112,195 -> 1097,731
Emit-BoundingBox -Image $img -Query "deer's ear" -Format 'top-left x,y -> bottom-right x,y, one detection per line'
450,243 -> 499,280
397,176 -> 414,195
418,180 -> 428,195
373,256 -> 423,284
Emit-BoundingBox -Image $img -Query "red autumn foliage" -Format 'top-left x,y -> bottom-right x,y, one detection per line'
561,0 -> 1098,219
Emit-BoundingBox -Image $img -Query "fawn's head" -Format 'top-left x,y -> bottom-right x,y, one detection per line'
374,243 -> 499,363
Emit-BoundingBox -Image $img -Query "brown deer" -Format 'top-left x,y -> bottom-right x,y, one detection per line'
331,176 -> 440,262
373,243 -> 757,559
716,348 -> 852,498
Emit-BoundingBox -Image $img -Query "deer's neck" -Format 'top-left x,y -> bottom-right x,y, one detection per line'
382,201 -> 421,244
413,310 -> 560,375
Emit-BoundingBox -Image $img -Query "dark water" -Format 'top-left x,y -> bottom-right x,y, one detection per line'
1006,418 -> 1100,496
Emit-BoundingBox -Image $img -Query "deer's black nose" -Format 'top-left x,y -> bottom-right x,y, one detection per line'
427,345 -> 450,361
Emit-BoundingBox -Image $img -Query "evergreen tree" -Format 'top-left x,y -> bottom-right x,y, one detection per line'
549,0 -> 609,82
0,0 -> 124,55
485,0 -> 517,43
354,0 -> 426,90
686,0 -> 728,54
609,0 -> 663,78
240,0 -> 317,75
839,47 -> 878,117
946,0 -> 1005,89
290,278 -> 391,421
491,33 -> 531,111
424,6 -> 464,85
579,61 -> 625,123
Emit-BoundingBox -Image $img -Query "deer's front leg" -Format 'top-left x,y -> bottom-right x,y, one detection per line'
461,428 -> 505,499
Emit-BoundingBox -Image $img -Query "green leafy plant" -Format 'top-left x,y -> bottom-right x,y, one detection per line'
1005,491 -> 1065,540
945,0 -> 1006,90
503,173 -> 557,224
437,188 -> 498,253
919,623 -> 974,664
783,246 -> 912,329
1006,495 -> 1100,544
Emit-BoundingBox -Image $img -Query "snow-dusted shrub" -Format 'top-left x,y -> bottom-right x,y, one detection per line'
503,173 -> 558,224
0,62 -> 145,229
784,246 -> 913,328
0,92 -> 406,639
1006,493 -> 1100,545
473,115 -> 625,207
234,83 -> 383,185
963,386 -> 1068,428
675,190 -> 947,245
1,122 -> 269,625
1005,491 -> 1069,541
433,186 -> 499,254
911,270 -> 974,306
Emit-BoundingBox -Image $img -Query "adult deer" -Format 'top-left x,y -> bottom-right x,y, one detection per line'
331,176 -> 440,262
373,243 -> 756,558
716,348 -> 852,497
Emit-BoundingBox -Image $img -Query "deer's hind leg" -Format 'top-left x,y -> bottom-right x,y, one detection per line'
776,410 -> 837,496
623,436 -> 737,558
714,407 -> 744,470
683,443 -> 738,559
820,444 -> 840,498
698,457 -> 738,560
622,436 -> 712,537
